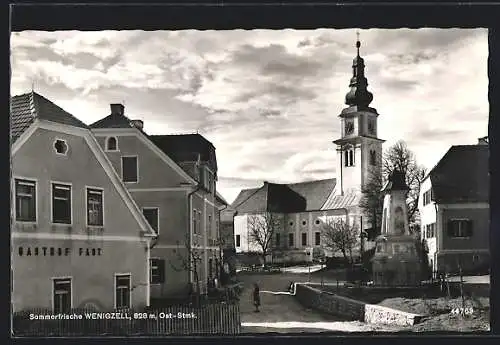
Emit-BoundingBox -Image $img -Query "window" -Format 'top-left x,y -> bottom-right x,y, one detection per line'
87,188 -> 103,226
315,219 -> 321,226
106,137 -> 118,151
236,235 -> 241,247
447,219 -> 473,238
52,183 -> 71,224
53,278 -> 72,313
121,156 -> 138,183
301,233 -> 307,246
115,274 -> 131,309
289,221 -> 294,227
423,189 -> 433,206
143,208 -> 159,234
193,209 -> 198,234
208,214 -> 212,233
425,223 -> 436,238
369,150 -> 377,166
288,233 -> 294,247
15,179 -> 36,222
368,119 -> 376,135
54,139 -> 68,155
275,233 -> 281,246
315,232 -> 321,246
344,148 -> 355,167
150,259 -> 165,284
302,220 -> 307,226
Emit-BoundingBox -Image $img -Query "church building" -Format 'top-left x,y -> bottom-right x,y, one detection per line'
232,37 -> 384,263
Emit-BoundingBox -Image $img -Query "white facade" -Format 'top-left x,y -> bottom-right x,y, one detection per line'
418,176 -> 438,272
233,209 -> 360,261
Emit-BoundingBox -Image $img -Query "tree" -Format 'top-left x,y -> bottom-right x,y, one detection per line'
247,212 -> 282,267
169,233 -> 203,296
361,140 -> 426,236
321,217 -> 360,266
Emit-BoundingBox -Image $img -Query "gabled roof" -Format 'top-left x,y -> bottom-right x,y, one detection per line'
232,178 -> 337,214
287,178 -> 336,211
89,112 -> 137,129
429,145 -> 489,203
149,134 -> 218,173
10,95 -> 157,238
10,92 -> 88,142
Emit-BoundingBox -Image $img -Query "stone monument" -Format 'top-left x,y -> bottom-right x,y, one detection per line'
372,170 -> 421,286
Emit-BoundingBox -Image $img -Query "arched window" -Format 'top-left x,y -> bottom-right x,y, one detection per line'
106,137 -> 118,151
344,145 -> 354,167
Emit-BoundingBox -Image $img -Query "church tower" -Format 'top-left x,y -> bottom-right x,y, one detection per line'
333,33 -> 385,196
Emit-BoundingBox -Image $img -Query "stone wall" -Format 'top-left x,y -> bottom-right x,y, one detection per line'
294,283 -> 423,326
365,304 -> 423,326
295,284 -> 365,321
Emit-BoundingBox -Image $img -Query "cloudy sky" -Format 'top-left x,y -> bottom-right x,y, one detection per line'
10,29 -> 488,203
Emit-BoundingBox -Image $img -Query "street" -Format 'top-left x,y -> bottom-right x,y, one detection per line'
236,271 -> 396,333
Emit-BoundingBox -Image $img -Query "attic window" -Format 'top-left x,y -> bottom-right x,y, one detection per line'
106,137 -> 118,151
54,139 -> 68,155
302,220 -> 307,226
315,219 -> 321,225
289,221 -> 294,227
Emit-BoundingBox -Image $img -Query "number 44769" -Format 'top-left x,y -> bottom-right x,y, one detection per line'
450,307 -> 473,315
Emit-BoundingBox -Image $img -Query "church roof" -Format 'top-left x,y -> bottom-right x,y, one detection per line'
231,178 -> 336,214
428,145 -> 489,204
11,92 -> 89,142
321,190 -> 361,210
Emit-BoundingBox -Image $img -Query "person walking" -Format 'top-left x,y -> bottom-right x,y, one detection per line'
253,283 -> 261,312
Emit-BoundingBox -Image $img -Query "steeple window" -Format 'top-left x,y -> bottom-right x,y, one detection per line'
344,146 -> 355,167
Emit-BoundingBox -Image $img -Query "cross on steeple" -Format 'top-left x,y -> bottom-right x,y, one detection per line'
356,30 -> 361,56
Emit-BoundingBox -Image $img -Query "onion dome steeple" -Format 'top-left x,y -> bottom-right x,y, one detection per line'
345,32 -> 374,108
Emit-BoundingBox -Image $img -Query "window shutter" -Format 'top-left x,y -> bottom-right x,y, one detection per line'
158,259 -> 165,283
446,221 -> 454,237
466,220 -> 474,237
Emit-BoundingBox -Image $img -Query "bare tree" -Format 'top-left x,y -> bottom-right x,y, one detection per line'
247,212 -> 282,267
360,164 -> 384,235
321,218 -> 360,265
169,233 -> 204,295
361,140 -> 426,236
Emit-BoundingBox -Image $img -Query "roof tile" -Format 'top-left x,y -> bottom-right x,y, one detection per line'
10,92 -> 88,142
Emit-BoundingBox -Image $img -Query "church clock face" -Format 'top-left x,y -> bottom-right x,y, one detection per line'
345,121 -> 354,135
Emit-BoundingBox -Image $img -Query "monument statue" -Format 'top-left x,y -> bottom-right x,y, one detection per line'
371,170 -> 421,286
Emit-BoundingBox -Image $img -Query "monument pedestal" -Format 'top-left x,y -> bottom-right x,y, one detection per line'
372,235 -> 421,286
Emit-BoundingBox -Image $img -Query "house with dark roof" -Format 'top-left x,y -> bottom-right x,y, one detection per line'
418,139 -> 489,275
10,92 -> 156,312
231,38 -> 383,264
232,179 -> 358,263
90,103 -> 227,298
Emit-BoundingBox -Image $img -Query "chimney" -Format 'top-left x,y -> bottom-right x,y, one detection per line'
478,136 -> 488,145
110,103 -> 124,116
130,120 -> 144,131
